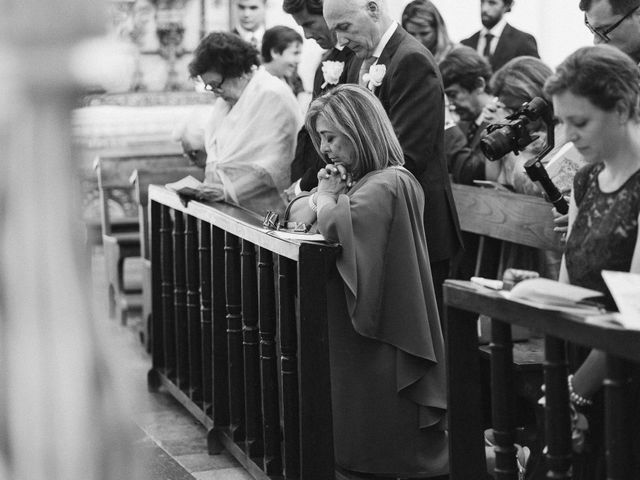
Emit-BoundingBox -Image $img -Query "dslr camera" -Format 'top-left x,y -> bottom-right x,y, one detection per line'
480,97 -> 552,162
479,97 -> 569,214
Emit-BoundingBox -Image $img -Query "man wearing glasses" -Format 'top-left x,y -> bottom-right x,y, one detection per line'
581,0 -> 640,63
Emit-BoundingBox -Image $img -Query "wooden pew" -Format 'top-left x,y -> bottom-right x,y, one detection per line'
94,153 -> 190,324
130,166 -> 204,349
450,183 -> 563,470
147,186 -> 339,479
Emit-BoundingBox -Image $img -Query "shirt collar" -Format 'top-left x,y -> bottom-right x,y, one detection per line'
481,16 -> 507,39
236,24 -> 265,43
371,21 -> 397,59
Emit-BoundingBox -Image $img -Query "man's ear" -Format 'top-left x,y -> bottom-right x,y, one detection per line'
270,48 -> 280,60
615,98 -> 631,124
474,77 -> 487,94
366,1 -> 380,20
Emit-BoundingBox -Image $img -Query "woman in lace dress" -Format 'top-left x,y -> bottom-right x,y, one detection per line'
544,44 -> 640,479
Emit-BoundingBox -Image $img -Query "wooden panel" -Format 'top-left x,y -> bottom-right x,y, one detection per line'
199,221 -> 213,411
173,211 -> 189,389
452,184 -> 561,252
160,205 -> 176,377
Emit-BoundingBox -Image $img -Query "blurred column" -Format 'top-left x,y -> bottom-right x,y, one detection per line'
0,2 -> 140,480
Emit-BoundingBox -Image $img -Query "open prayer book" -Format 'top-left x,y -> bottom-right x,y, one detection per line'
165,175 -> 204,198
601,270 -> 640,330
500,277 -> 606,315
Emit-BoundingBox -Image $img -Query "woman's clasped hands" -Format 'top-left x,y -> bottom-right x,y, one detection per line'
317,163 -> 353,196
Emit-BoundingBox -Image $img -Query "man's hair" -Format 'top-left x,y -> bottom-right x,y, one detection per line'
579,0 -> 640,14
282,0 -> 323,15
306,84 -> 404,180
545,44 -> 640,117
490,56 -> 553,104
261,26 -> 303,62
188,32 -> 259,78
439,46 -> 492,92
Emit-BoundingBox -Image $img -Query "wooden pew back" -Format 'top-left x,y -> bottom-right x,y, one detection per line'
94,153 -> 190,237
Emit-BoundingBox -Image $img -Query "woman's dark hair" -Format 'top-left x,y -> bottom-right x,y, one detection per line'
282,0 -> 323,15
439,45 -> 492,92
261,26 -> 303,62
188,31 -> 259,79
545,45 -> 640,117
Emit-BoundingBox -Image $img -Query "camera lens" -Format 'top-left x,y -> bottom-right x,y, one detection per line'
480,125 -> 518,161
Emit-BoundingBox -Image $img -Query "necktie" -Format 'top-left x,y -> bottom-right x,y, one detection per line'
482,32 -> 494,59
358,56 -> 378,87
250,35 -> 258,49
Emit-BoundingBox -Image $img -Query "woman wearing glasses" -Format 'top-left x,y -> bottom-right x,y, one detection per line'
176,32 -> 302,214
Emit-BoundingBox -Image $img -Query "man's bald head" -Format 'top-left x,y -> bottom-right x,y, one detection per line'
323,0 -> 392,57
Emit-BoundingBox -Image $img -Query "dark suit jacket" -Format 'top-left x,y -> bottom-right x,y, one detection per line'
347,27 -> 462,263
461,23 -> 539,72
290,47 -> 355,191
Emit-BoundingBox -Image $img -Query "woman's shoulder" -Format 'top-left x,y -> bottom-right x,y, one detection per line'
355,166 -> 419,195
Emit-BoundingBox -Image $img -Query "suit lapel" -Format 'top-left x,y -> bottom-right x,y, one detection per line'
491,23 -> 516,70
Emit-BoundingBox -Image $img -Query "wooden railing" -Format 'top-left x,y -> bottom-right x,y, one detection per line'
445,281 -> 639,480
146,185 -> 339,480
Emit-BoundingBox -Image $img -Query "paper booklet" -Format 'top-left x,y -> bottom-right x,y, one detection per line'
544,142 -> 587,194
601,270 -> 640,330
500,277 -> 606,315
165,175 -> 204,198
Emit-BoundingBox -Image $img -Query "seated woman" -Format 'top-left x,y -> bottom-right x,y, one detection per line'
401,0 -> 456,63
177,32 -> 302,214
261,26 -> 305,100
287,84 -> 448,479
544,45 -> 640,480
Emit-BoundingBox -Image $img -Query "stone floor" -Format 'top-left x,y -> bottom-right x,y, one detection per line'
91,247 -> 253,480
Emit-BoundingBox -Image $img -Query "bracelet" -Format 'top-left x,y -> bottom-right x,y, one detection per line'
568,374 -> 593,407
307,193 -> 318,213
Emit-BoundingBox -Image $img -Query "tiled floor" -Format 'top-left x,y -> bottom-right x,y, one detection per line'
91,247 -> 252,480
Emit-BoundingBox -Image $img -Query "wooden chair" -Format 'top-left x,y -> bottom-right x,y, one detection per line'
450,183 -> 563,464
94,153 -> 190,324
130,166 -> 204,349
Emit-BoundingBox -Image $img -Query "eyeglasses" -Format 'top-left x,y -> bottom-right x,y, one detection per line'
584,5 -> 639,42
198,75 -> 225,93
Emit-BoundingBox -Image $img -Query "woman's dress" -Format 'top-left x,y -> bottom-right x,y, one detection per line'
316,166 -> 449,478
563,162 -> 640,480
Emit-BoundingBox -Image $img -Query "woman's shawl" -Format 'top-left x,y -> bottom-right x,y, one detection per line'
317,166 -> 447,428
204,67 -> 302,214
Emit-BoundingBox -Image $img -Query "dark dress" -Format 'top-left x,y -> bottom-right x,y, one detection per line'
563,162 -> 640,480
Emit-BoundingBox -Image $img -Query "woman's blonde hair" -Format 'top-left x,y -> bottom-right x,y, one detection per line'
305,84 -> 404,180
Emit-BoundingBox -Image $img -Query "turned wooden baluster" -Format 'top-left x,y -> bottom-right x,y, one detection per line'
279,256 -> 300,480
186,214 -> 202,401
160,205 -> 176,378
543,336 -> 571,479
605,356 -> 631,480
225,232 -> 245,442
173,210 -> 189,389
150,200 -> 165,374
241,240 -> 264,458
490,319 -> 518,480
199,221 -> 213,412
258,248 -> 282,476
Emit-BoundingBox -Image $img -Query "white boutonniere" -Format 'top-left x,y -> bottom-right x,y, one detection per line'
321,60 -> 344,89
362,63 -> 386,91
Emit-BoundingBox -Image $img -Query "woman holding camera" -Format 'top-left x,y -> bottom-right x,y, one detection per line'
287,84 -> 448,479
544,44 -> 640,479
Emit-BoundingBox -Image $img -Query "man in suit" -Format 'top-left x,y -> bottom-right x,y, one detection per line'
580,0 -> 640,63
323,0 -> 463,318
283,0 -> 354,195
461,0 -> 539,72
233,0 -> 266,49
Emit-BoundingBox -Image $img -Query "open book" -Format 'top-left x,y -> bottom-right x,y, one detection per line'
601,270 -> 640,330
165,175 -> 204,198
500,277 -> 606,315
545,142 -> 587,193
